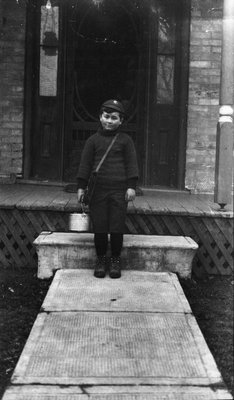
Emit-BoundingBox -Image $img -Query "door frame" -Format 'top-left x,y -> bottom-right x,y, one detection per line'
176,0 -> 191,190
23,0 -> 36,180
23,0 -> 191,189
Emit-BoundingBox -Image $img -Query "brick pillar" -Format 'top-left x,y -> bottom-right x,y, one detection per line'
214,0 -> 234,208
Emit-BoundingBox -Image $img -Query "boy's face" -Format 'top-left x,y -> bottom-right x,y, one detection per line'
100,111 -> 123,131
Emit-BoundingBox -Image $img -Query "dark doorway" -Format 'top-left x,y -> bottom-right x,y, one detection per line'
63,0 -> 143,182
27,0 -> 190,187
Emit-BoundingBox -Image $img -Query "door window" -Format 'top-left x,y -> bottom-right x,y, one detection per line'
39,5 -> 59,96
157,5 -> 176,104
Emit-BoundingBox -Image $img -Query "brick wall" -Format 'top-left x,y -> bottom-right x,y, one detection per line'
0,0 -> 26,182
185,0 -> 223,193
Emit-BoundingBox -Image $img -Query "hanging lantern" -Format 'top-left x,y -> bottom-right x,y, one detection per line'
42,2 -> 58,56
92,0 -> 104,8
46,0 -> 52,9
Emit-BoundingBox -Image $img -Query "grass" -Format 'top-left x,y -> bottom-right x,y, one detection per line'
0,268 -> 233,398
180,274 -> 233,396
0,268 -> 52,397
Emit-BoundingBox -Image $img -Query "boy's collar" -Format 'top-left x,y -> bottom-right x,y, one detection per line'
98,125 -> 121,136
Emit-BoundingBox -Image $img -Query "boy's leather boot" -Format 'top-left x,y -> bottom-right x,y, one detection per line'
109,256 -> 121,279
94,255 -> 106,278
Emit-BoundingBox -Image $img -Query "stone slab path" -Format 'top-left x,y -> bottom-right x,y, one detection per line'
2,270 -> 232,399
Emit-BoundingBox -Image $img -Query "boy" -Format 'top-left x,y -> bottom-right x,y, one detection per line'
77,99 -> 138,279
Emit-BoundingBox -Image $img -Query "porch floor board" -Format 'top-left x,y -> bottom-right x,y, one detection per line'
0,183 -> 233,216
0,184 -> 233,275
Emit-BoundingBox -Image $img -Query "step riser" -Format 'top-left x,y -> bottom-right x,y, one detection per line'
38,246 -> 194,279
35,233 -> 198,279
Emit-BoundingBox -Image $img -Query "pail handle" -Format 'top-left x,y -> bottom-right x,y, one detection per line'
81,202 -> 87,215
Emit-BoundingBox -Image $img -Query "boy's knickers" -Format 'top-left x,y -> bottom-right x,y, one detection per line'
89,186 -> 128,233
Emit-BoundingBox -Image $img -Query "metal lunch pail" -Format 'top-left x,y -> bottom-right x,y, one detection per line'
69,205 -> 90,232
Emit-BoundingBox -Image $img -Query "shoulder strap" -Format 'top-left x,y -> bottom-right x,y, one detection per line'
95,133 -> 119,173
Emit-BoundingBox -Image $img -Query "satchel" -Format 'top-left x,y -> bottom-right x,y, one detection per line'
82,172 -> 98,206
81,133 -> 119,206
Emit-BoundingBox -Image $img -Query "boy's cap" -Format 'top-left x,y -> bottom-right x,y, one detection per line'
101,99 -> 125,114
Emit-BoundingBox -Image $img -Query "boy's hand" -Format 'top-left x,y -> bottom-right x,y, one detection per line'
125,188 -> 136,202
77,188 -> 85,203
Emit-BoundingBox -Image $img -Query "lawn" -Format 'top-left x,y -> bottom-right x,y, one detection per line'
180,274 -> 233,396
0,268 -> 233,398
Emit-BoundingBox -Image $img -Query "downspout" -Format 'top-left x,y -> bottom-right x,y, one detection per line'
214,0 -> 234,209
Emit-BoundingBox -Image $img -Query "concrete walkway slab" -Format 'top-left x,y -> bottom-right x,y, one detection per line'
11,310 -> 223,386
2,385 -> 232,399
42,270 -> 192,313
2,270 -> 232,400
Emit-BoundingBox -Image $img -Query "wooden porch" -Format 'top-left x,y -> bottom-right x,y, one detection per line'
0,183 -> 233,277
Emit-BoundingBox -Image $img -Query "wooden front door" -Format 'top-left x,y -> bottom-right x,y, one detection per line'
63,0 -> 144,182
27,0 -> 189,187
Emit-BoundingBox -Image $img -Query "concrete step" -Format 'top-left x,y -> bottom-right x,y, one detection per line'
2,270 -> 232,400
34,232 -> 198,279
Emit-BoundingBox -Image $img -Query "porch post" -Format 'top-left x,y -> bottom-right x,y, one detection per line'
214,0 -> 234,209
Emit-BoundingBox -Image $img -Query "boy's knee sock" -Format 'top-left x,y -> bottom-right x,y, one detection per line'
94,233 -> 108,256
110,233 -> 123,257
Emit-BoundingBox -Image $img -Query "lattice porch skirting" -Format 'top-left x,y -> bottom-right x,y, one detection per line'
0,208 -> 233,276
